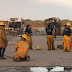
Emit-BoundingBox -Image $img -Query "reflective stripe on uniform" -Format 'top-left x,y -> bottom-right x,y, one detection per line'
17,48 -> 28,51
22,41 -> 25,43
0,37 -> 2,38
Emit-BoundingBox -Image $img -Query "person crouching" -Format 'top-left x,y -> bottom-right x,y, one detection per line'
13,34 -> 30,62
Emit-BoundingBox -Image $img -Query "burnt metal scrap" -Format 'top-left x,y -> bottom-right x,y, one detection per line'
8,18 -> 24,35
45,17 -> 61,35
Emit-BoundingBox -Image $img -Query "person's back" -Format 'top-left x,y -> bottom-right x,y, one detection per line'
63,25 -> 67,36
46,27 -> 53,35
45,25 -> 55,50
13,34 -> 30,62
14,41 -> 29,58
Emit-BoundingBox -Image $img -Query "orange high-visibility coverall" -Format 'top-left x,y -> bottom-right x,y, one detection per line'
63,35 -> 71,51
0,29 -> 7,48
27,36 -> 32,49
47,35 -> 55,50
13,41 -> 29,59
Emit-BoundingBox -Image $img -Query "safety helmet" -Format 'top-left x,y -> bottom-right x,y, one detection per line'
66,22 -> 71,26
0,22 -> 5,26
22,34 -> 27,40
35,46 -> 40,50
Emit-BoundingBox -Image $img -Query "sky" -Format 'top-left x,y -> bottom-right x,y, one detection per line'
0,0 -> 72,20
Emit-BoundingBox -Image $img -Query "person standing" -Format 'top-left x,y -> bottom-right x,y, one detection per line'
63,25 -> 67,49
0,22 -> 8,59
45,24 -> 55,50
63,22 -> 72,52
25,25 -> 32,50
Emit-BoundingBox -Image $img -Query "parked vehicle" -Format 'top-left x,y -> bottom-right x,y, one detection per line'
8,18 -> 24,35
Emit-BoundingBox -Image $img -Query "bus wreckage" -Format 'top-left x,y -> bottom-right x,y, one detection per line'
8,18 -> 24,35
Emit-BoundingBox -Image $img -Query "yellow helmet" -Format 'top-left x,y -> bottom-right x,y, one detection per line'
35,46 -> 40,50
0,22 -> 5,26
22,34 -> 27,40
66,22 -> 71,26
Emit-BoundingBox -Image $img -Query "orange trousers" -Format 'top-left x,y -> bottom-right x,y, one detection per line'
47,35 -> 55,50
63,35 -> 71,51
27,36 -> 32,49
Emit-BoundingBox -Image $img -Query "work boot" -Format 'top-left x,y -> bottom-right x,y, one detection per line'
64,48 -> 67,52
48,47 -> 51,50
30,47 -> 32,50
0,56 -> 1,59
48,49 -> 51,51
26,56 -> 30,61
1,57 -> 6,60
0,55 -> 1,59
23,56 -> 30,61
15,56 -> 21,62
52,48 -> 55,50
52,44 -> 55,50
66,49 -> 71,52
1,53 -> 6,60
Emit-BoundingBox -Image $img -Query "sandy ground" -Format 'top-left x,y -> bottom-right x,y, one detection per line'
0,35 -> 72,69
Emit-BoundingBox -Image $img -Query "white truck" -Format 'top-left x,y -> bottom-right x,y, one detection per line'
8,18 -> 24,35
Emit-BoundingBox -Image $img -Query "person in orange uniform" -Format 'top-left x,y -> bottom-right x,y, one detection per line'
63,25 -> 67,49
45,24 -> 55,50
25,25 -> 32,50
63,22 -> 72,52
13,34 -> 30,62
0,22 -> 8,60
